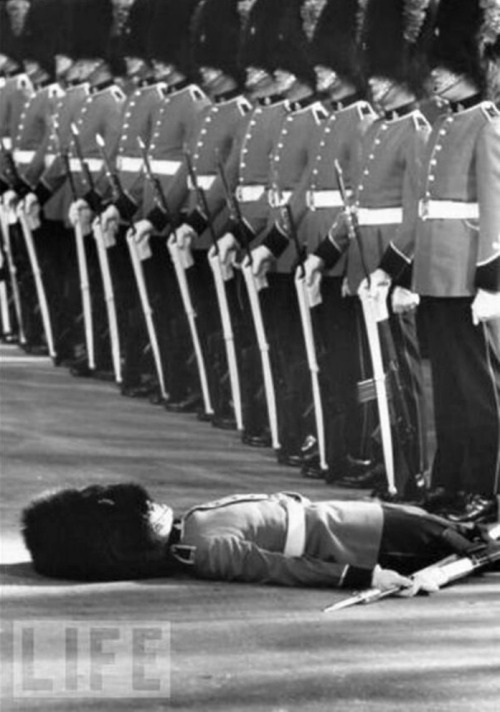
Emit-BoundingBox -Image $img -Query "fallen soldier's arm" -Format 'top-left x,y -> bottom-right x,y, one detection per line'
192,535 -> 411,590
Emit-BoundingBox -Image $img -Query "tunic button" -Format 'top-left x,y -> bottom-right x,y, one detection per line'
364,169 -> 369,175
359,185 -> 364,191
439,129 -> 446,135
428,175 -> 435,181
430,159 -> 437,166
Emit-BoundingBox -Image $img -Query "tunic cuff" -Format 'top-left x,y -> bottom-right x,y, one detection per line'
83,189 -> 103,214
475,255 -> 500,292
379,244 -> 413,287
115,192 -> 137,222
264,225 -> 289,258
315,236 -> 343,270
0,178 -> 10,195
230,217 -> 255,248
186,209 -> 208,235
34,181 -> 52,206
147,205 -> 170,233
342,565 -> 373,589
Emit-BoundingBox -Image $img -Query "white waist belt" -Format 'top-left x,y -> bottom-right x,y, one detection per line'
268,189 -> 292,208
149,159 -> 181,176
418,199 -> 479,220
13,150 -> 35,165
187,174 -> 216,191
235,184 -> 266,203
282,497 -> 307,558
44,153 -> 56,168
357,207 -> 403,225
306,189 -> 348,210
69,157 -> 103,173
117,156 -> 143,173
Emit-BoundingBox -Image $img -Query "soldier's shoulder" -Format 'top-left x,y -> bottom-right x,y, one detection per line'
236,96 -> 253,116
356,101 -> 376,120
480,101 -> 500,121
110,86 -> 126,103
188,85 -> 208,103
312,102 -> 330,124
411,110 -> 430,131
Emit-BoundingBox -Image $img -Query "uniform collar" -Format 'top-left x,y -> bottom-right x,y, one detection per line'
383,101 -> 418,121
213,87 -> 242,104
285,93 -> 319,113
448,93 -> 483,114
138,76 -> 157,88
90,78 -> 115,94
330,92 -> 365,112
164,78 -> 191,95
256,92 -> 286,107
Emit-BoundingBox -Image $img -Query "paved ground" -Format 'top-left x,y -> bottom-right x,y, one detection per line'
1,344 -> 499,711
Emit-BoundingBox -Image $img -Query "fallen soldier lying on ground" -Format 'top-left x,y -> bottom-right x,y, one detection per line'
21,483 -> 496,596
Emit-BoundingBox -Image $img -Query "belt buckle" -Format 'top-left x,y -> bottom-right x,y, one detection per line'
268,188 -> 278,208
306,190 -> 315,211
419,199 -> 429,221
235,185 -> 244,202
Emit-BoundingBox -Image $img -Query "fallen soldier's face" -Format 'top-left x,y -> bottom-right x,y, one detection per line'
22,483 -> 175,581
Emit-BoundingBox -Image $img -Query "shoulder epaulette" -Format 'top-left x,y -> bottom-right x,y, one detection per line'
0,77 -> 6,89
170,544 -> 196,565
412,111 -> 430,131
237,96 -> 252,115
357,102 -> 376,120
189,85 -> 207,102
17,74 -> 31,91
111,86 -> 126,102
481,101 -> 500,121
312,102 -> 330,125
157,82 -> 168,99
48,84 -> 65,99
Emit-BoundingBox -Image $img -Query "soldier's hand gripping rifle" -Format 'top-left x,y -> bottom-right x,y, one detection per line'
2,141 -> 55,357
281,203 -> 327,473
324,524 -> 500,612
184,148 -> 242,427
217,158 -> 280,449
0,139 -> 26,344
137,138 -> 212,411
69,123 -> 96,370
334,159 -> 396,495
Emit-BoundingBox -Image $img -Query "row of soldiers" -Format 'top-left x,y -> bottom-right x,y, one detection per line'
1,0 -> 499,525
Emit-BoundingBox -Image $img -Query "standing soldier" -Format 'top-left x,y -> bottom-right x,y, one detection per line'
379,0 -> 500,524
308,0 -> 438,499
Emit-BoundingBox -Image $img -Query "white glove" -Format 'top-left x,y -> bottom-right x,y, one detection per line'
471,289 -> 500,325
133,219 -> 153,261
397,566 -> 448,598
303,253 -> 324,307
251,244 -> 274,280
100,204 -> 120,236
358,268 -> 391,300
391,286 -> 420,314
174,222 -> 196,251
3,189 -> 19,224
209,231 -> 238,281
371,565 -> 412,592
68,199 -> 92,235
23,192 -> 41,230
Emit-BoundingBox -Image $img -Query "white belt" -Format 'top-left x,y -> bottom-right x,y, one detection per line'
13,150 -> 35,165
44,153 -> 56,168
268,189 -> 292,208
282,496 -> 307,558
149,159 -> 181,176
357,207 -> 403,226
187,174 -> 216,191
235,184 -> 266,203
117,156 -> 143,173
306,189 -> 347,210
418,199 -> 479,221
69,157 -> 103,173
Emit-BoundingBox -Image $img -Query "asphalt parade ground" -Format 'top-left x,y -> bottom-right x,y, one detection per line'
1,344 -> 499,711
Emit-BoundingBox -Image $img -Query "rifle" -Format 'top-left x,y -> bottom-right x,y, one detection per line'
137,137 -> 212,412
184,148 -> 242,428
280,203 -> 327,473
334,158 -> 396,494
61,130 -> 95,371
324,525 -> 500,612
1,142 -> 55,356
217,158 -> 280,449
0,140 -> 26,344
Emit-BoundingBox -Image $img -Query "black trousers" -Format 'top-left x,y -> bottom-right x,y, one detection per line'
421,297 -> 500,496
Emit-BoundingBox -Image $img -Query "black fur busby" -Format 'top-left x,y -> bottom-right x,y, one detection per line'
191,0 -> 243,82
21,483 -> 175,581
0,0 -> 33,63
70,0 -> 114,61
106,0 -> 155,75
311,0 -> 366,87
147,0 -> 200,77
431,0 -> 500,92
14,0 -> 66,78
240,0 -> 315,85
362,0 -> 439,94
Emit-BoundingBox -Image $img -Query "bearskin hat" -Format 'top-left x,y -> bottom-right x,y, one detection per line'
191,0 -> 243,83
70,0 -> 114,61
147,0 -> 200,77
240,0 -> 315,86
431,0 -> 500,93
0,0 -> 33,64
21,483 -> 174,581
106,0 -> 155,75
311,0 -> 366,88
